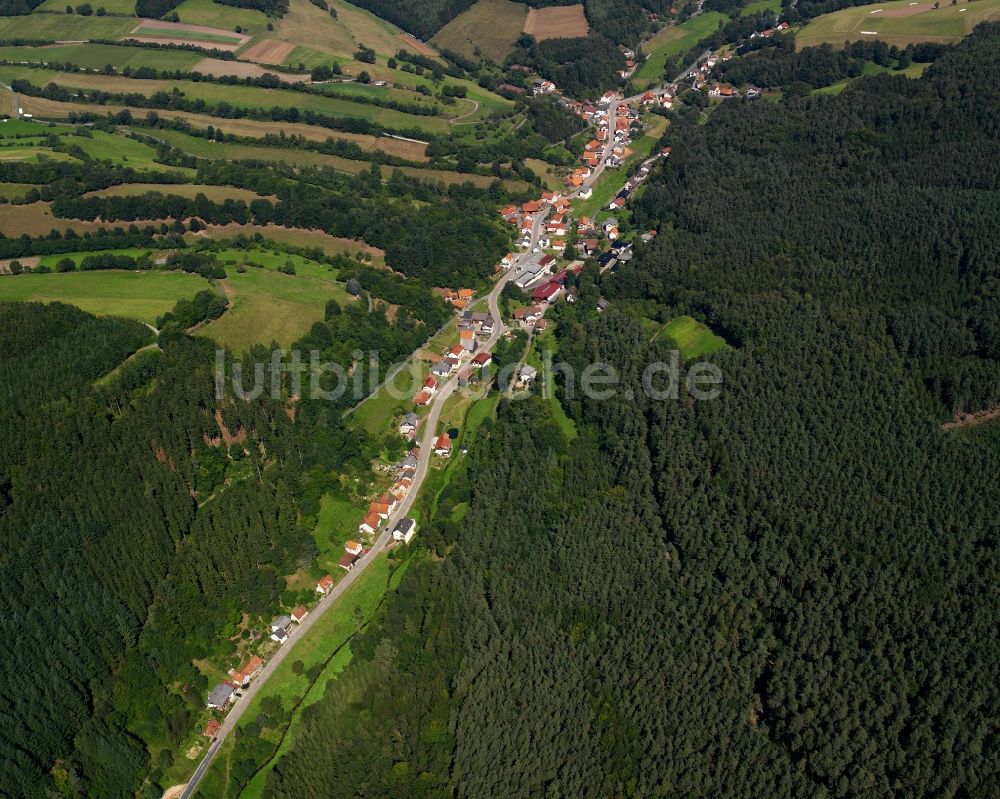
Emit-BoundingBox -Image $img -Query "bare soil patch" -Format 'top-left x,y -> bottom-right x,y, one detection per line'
942,406 -> 1000,431
194,56 -> 308,81
524,5 -> 588,40
0,255 -> 40,274
240,38 -> 297,64
398,33 -> 439,58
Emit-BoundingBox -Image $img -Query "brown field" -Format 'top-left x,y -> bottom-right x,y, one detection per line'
523,5 -> 588,40
239,39 -> 297,64
431,0 -> 528,63
190,222 -> 386,263
398,33 -> 439,58
0,202 -> 135,236
85,183 -> 274,201
0,255 -> 40,274
126,20 -> 251,51
193,57 -> 309,81
17,97 -> 429,161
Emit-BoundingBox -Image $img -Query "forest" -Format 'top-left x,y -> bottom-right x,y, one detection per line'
263,25 -> 1000,799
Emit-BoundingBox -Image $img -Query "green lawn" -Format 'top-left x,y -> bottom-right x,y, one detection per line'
0,182 -> 35,199
312,492 -> 364,574
796,0 -> 1000,49
814,59 -> 929,94
741,0 -> 781,15
633,12 -> 727,89
69,130 -> 178,170
659,315 -> 728,359
350,358 -> 427,436
36,0 -> 138,13
197,265 -> 354,351
0,270 -> 206,324
37,247 -> 155,267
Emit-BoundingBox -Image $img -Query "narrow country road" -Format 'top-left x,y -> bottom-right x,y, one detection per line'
179,202 -> 550,799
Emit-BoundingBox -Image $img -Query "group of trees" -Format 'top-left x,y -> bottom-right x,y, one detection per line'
263,25 -> 1000,799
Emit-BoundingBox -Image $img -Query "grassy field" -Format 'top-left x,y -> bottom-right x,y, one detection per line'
0,65 -> 451,134
797,0 -> 1000,49
431,0 -> 527,62
659,315 -> 728,359
0,182 -> 35,199
0,42 -> 201,71
814,59 -> 928,94
36,0 -> 137,13
86,182 -> 271,201
633,12 -> 727,88
197,265 -> 353,351
0,270 -> 206,324
0,14 -> 134,40
0,201 -> 122,236
741,0 -> 781,15
350,358 -> 428,435
173,0 -> 271,34
189,222 -> 385,264
36,246 -> 155,267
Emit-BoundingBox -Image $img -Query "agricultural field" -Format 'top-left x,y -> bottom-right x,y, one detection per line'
796,0 -> 1000,49
523,3 -> 589,40
191,56 -> 310,80
0,182 -> 35,200
632,12 -> 727,88
0,64 -> 452,133
741,0 -> 781,15
0,201 -> 118,236
659,315 -> 728,359
36,247 -> 158,267
197,265 -> 355,351
0,43 -> 201,71
431,0 -> 528,62
0,14 -> 135,41
172,0 -> 271,35
126,19 -> 252,50
85,182 -> 274,201
189,222 -> 385,264
0,270 -> 206,324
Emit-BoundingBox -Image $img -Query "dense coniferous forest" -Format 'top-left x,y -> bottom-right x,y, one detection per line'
264,25 -> 1000,799
0,302 -> 370,796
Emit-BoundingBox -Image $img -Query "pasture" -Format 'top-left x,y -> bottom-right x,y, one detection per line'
814,59 -> 928,94
36,0 -> 136,12
796,0 -> 1000,49
523,4 -> 588,40
431,0 -> 527,62
171,0 -> 271,35
659,315 -> 728,359
0,270 -> 206,324
197,265 -> 353,350
632,12 -> 727,88
0,201 -> 119,236
0,182 -> 35,200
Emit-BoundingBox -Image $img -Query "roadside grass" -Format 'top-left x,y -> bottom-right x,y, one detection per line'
796,0 -> 1000,49
814,59 -> 928,94
0,270 -> 206,324
431,0 -> 527,62
658,315 -> 728,358
633,12 -> 727,89
0,14 -> 135,40
197,265 -> 354,351
173,0 -> 271,34
0,65 -> 451,134
86,182 -> 272,201
0,42 -> 200,71
0,181 -> 35,199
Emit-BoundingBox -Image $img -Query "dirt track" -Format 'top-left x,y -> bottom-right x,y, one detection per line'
398,33 -> 438,57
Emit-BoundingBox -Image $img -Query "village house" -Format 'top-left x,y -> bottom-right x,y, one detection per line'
232,655 -> 264,686
460,329 -> 477,352
390,478 -> 412,500
203,719 -> 221,739
359,511 -> 381,535
430,360 -> 452,378
316,574 -> 334,594
422,375 -> 437,395
434,433 -> 452,457
344,540 -> 364,556
472,351 -> 492,369
207,683 -> 234,710
533,281 -> 562,305
291,605 -> 309,623
339,552 -> 360,571
578,186 -> 592,200
501,253 -> 516,267
399,411 -> 418,437
413,390 -> 432,406
392,518 -> 417,544
457,368 -> 473,387
270,615 -> 292,643
517,364 -> 538,388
